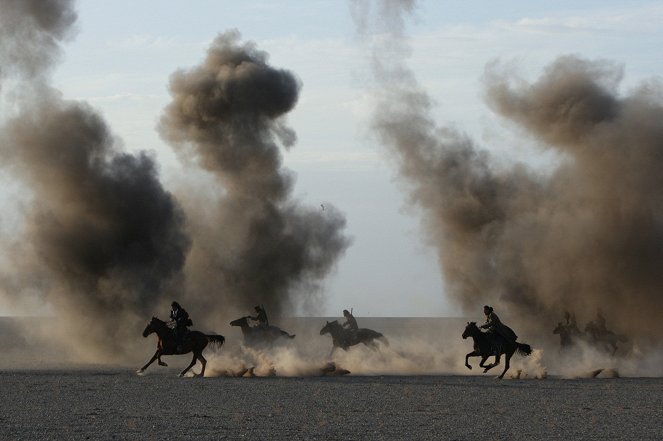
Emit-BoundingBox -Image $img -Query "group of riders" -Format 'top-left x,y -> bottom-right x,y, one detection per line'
169,299 -> 623,355
168,301 -> 515,352
169,302 -> 360,342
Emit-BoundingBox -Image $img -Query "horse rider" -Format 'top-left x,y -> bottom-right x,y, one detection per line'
480,305 -> 518,351
564,310 -> 581,337
595,308 -> 607,334
250,305 -> 269,330
342,309 -> 358,333
170,301 -> 192,351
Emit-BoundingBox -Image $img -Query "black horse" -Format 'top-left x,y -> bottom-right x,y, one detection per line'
462,321 -> 532,379
320,320 -> 388,356
229,316 -> 295,347
138,317 -> 225,377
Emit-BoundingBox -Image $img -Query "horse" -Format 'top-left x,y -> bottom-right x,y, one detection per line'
319,320 -> 388,357
553,321 -> 581,349
138,317 -> 225,377
584,321 -> 627,355
462,321 -> 532,379
229,316 -> 295,347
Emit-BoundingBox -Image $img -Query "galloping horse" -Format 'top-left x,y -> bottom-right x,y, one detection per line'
229,316 -> 295,347
462,321 -> 532,379
320,320 -> 388,356
584,321 -> 628,355
553,321 -> 577,349
138,317 -> 225,377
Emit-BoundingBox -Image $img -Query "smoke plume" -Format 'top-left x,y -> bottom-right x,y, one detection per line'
355,1 -> 663,347
0,0 -> 190,358
159,31 -> 350,320
0,0 -> 76,82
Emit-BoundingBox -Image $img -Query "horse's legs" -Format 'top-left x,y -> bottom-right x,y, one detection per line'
328,345 -> 337,359
178,353 -> 198,377
197,352 -> 207,378
137,350 -> 160,374
465,351 -> 480,370
483,353 -> 501,373
498,351 -> 513,379
157,354 -> 168,367
478,355 -> 489,368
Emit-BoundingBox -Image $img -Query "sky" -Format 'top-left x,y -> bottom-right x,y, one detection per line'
2,0 -> 663,318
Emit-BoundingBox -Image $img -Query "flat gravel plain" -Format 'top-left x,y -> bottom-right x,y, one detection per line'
1,369 -> 661,441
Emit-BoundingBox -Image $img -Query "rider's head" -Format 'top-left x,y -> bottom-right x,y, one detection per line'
171,301 -> 180,309
343,309 -> 350,317
483,305 -> 493,315
254,305 -> 262,312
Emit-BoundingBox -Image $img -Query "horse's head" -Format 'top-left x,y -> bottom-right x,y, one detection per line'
462,321 -> 478,339
230,316 -> 250,327
142,316 -> 161,338
320,320 -> 338,335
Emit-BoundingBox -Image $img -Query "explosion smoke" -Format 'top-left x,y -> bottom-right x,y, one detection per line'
355,1 -> 663,347
0,0 -> 189,357
1,2 -> 350,359
159,31 -> 350,319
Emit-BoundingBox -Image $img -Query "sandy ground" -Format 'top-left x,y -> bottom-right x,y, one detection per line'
1,368 -> 661,441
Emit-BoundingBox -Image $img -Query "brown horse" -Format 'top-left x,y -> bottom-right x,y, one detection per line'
138,317 -> 225,377
462,321 -> 532,379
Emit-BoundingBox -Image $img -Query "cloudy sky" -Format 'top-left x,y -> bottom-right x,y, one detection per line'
2,0 -> 662,317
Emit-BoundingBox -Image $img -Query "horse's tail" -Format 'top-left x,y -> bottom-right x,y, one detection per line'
207,334 -> 226,347
516,342 -> 533,356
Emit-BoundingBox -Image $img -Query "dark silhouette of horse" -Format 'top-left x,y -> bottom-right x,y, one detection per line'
229,316 -> 295,347
320,320 -> 388,356
462,321 -> 532,379
553,321 -> 580,349
584,321 -> 627,355
138,317 -> 225,377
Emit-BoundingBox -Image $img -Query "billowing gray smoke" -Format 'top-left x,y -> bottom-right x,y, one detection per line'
160,31 -> 350,319
0,0 -> 190,357
0,0 -> 76,82
357,1 -> 663,345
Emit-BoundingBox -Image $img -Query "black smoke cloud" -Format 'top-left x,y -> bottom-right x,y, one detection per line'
160,31 -> 350,319
357,1 -> 663,345
1,1 -> 348,358
0,0 -> 189,357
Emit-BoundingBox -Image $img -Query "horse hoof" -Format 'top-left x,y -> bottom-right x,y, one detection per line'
136,369 -> 144,375
158,362 -> 168,367
466,365 -> 472,370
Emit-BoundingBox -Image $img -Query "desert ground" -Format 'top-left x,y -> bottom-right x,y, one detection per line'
1,369 -> 661,440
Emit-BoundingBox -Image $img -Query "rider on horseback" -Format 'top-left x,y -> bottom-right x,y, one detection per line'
342,309 -> 358,333
170,301 -> 192,352
250,305 -> 269,330
480,305 -> 518,354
